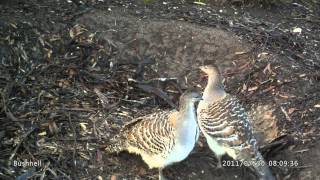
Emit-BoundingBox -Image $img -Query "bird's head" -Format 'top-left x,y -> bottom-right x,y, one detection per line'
199,64 -> 220,77
180,90 -> 203,104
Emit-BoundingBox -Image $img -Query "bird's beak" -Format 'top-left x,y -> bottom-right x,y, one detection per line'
199,71 -> 208,80
199,66 -> 208,78
195,97 -> 203,101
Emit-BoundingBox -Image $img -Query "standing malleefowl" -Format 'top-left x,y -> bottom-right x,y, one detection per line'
106,90 -> 202,180
197,65 -> 275,180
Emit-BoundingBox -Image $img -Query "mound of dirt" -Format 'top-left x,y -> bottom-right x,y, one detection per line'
76,10 -> 251,87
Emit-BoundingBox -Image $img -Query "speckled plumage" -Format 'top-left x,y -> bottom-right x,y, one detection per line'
106,91 -> 202,180
198,94 -> 256,154
197,65 -> 275,180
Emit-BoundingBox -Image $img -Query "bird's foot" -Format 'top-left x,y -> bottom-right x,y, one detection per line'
159,175 -> 168,180
216,162 -> 222,169
159,168 -> 167,180
216,156 -> 223,169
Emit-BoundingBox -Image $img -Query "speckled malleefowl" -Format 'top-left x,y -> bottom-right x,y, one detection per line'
197,65 -> 275,180
106,90 -> 202,180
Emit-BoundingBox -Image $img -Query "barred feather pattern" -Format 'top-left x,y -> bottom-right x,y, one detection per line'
198,94 -> 275,179
122,110 -> 176,157
105,134 -> 125,153
198,94 -> 257,154
106,110 -> 178,166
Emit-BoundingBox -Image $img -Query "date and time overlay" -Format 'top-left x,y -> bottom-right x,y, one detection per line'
222,160 -> 299,167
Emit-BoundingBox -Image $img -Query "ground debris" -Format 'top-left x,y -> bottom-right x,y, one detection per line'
0,0 -> 319,179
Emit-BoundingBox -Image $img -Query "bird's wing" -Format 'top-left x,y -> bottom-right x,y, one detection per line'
121,109 -> 167,131
121,114 -> 154,132
199,95 -> 273,179
122,110 -> 176,156
168,111 -> 179,128
198,94 -> 257,151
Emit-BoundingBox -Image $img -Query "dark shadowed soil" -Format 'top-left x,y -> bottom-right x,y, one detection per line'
0,0 -> 319,180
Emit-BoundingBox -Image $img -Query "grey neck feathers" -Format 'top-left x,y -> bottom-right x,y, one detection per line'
203,74 -> 226,102
179,100 -> 195,117
178,100 -> 197,128
176,101 -> 197,141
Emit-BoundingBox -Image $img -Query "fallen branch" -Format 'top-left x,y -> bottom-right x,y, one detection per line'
136,84 -> 177,109
259,134 -> 295,157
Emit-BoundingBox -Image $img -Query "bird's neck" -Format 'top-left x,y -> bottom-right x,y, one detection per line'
203,75 -> 226,102
176,102 -> 198,143
179,102 -> 195,120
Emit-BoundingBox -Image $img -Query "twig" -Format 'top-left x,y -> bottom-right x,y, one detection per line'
280,106 -> 292,122
136,84 -> 177,109
46,168 -> 58,178
40,161 -> 50,180
68,113 -> 78,179
57,137 -> 101,141
56,107 -> 97,112
9,125 -> 37,162
56,169 -> 72,180
294,149 -> 309,153
259,134 -> 294,156
118,98 -> 146,104
94,88 -> 120,110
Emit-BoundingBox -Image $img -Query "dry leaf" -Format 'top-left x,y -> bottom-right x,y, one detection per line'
193,1 -> 206,5
248,86 -> 258,92
79,122 -> 88,132
78,152 -> 90,160
69,24 -> 87,39
38,131 -> 47,136
258,52 -> 268,58
288,108 -> 297,115
10,23 -> 17,29
47,49 -> 52,59
242,83 -> 247,92
235,51 -> 246,55
48,121 -> 59,135
314,104 -> 320,108
263,63 -> 272,74
292,27 -> 302,34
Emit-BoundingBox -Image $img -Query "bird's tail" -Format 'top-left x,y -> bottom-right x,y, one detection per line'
105,135 -> 125,154
252,152 -> 275,180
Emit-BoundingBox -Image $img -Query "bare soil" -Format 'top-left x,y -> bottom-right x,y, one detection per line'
0,0 -> 319,180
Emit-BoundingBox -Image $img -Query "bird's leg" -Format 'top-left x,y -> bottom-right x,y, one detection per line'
159,168 -> 167,180
216,155 -> 222,168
